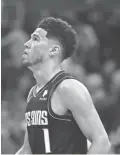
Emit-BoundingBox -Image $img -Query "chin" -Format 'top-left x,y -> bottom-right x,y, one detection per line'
22,60 -> 32,68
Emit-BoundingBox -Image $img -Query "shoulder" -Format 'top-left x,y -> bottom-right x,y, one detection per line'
28,85 -> 35,95
58,79 -> 88,95
56,79 -> 92,109
26,85 -> 35,103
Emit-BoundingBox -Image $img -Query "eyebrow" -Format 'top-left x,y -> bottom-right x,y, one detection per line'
31,33 -> 40,39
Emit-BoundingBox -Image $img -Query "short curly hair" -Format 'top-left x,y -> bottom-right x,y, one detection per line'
37,17 -> 78,60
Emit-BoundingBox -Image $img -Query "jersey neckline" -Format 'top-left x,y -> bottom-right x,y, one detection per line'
33,70 -> 64,97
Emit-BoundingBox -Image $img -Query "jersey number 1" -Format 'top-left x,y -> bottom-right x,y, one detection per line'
42,128 -> 51,153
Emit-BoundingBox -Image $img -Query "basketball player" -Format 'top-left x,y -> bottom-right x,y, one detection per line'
16,17 -> 111,154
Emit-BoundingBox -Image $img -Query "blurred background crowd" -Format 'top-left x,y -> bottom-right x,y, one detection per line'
1,0 -> 120,154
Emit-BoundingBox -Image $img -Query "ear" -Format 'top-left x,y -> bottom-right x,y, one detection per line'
49,45 -> 60,56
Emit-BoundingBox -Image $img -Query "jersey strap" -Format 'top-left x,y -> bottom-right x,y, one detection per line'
26,86 -> 34,103
27,71 -> 64,101
48,72 -> 74,121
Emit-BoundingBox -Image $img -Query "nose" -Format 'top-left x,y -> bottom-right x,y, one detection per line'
24,40 -> 31,49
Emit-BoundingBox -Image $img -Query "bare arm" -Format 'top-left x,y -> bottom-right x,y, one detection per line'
15,128 -> 31,154
59,79 -> 111,154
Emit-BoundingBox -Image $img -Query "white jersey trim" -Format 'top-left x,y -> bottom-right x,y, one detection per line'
33,71 -> 64,97
47,76 -> 73,122
27,86 -> 34,103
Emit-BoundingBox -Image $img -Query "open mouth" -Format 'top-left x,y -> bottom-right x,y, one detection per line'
24,49 -> 28,54
23,53 -> 27,56
23,50 -> 28,57
22,54 -> 28,59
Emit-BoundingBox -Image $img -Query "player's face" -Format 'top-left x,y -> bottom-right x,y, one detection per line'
22,28 -> 49,67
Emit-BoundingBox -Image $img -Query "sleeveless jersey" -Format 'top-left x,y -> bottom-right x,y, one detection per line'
25,71 -> 87,154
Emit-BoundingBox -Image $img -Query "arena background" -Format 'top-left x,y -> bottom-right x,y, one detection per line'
1,0 -> 120,154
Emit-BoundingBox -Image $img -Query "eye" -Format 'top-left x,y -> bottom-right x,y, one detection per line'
33,37 -> 39,41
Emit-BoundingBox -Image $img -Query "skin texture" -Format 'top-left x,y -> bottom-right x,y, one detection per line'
16,27 -> 111,154
16,28 -> 62,154
23,28 -> 49,68
15,128 -> 31,154
51,79 -> 111,154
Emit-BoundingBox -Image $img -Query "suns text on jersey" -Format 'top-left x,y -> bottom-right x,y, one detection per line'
25,110 -> 48,126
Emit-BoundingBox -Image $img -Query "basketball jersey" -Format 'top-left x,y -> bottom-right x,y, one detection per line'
25,71 -> 87,154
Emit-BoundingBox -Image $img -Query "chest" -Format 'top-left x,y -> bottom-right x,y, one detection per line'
25,89 -> 49,126
25,88 -> 67,125
26,89 -> 48,111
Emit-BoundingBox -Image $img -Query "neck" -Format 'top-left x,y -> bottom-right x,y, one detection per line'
30,62 -> 62,87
